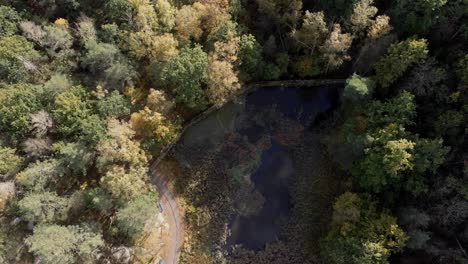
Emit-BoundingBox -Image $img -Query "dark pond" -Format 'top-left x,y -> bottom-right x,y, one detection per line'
176,85 -> 340,251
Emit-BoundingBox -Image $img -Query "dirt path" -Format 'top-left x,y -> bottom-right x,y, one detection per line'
149,163 -> 184,264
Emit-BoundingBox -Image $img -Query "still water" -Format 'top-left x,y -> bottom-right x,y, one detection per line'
176,85 -> 340,250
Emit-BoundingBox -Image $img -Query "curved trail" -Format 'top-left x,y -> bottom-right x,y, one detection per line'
149,164 -> 184,264
148,79 -> 345,264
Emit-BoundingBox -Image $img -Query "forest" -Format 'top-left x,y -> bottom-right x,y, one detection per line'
0,0 -> 466,263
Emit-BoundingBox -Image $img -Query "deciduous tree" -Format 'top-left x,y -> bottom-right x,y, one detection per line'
349,0 -> 378,36
18,192 -> 69,223
52,86 -> 92,136
367,15 -> 392,40
175,5 -> 203,41
29,111 -> 54,138
319,24 -> 353,71
0,83 -> 43,138
0,147 -> 21,178
293,11 -> 329,53
392,0 -> 447,35
115,193 -> 158,239
96,90 -> 131,118
22,137 -> 52,158
321,192 -> 407,264
155,0 -> 176,32
207,60 -> 241,106
238,34 -> 262,81
0,35 -> 42,83
0,6 -> 21,37
100,165 -> 148,203
158,45 -> 208,109
343,73 -> 375,102
53,142 -> 94,176
146,89 -> 174,115
130,107 -> 179,146
15,159 -> 62,192
26,224 -> 103,264
374,38 -> 428,89
96,119 -> 148,171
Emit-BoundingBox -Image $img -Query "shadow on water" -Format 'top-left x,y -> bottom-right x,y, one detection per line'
227,140 -> 293,250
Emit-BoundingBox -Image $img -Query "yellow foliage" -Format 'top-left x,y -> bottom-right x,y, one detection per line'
211,34 -> 240,64
130,107 -> 179,146
124,87 -> 147,105
126,31 -> 178,61
97,119 -> 149,171
54,18 -> 69,28
207,59 -> 240,106
148,33 -> 179,61
175,5 -> 203,41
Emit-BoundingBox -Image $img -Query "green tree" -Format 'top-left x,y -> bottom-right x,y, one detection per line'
115,193 -> 158,240
206,17 -> 238,45
43,73 -> 73,96
0,83 -> 43,138
0,35 -> 42,83
292,55 -> 320,77
434,110 -> 464,140
16,159 -> 62,191
0,147 -> 21,178
392,0 -> 447,35
321,192 -> 407,264
81,41 -> 119,75
103,0 -> 134,26
52,86 -> 92,136
96,90 -> 131,118
42,25 -> 73,56
374,38 -> 428,89
158,45 -> 208,109
238,34 -> 262,81
456,54 -> 468,85
364,91 -> 416,129
26,224 -> 103,264
343,73 -> 375,102
350,92 -> 448,195
18,192 -> 69,223
52,142 -> 94,177
81,41 -> 135,89
353,131 -> 418,194
412,138 -> 449,174
256,0 -> 303,28
78,114 -> 107,145
83,187 -> 113,214
99,23 -> 122,44
0,6 -> 21,37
